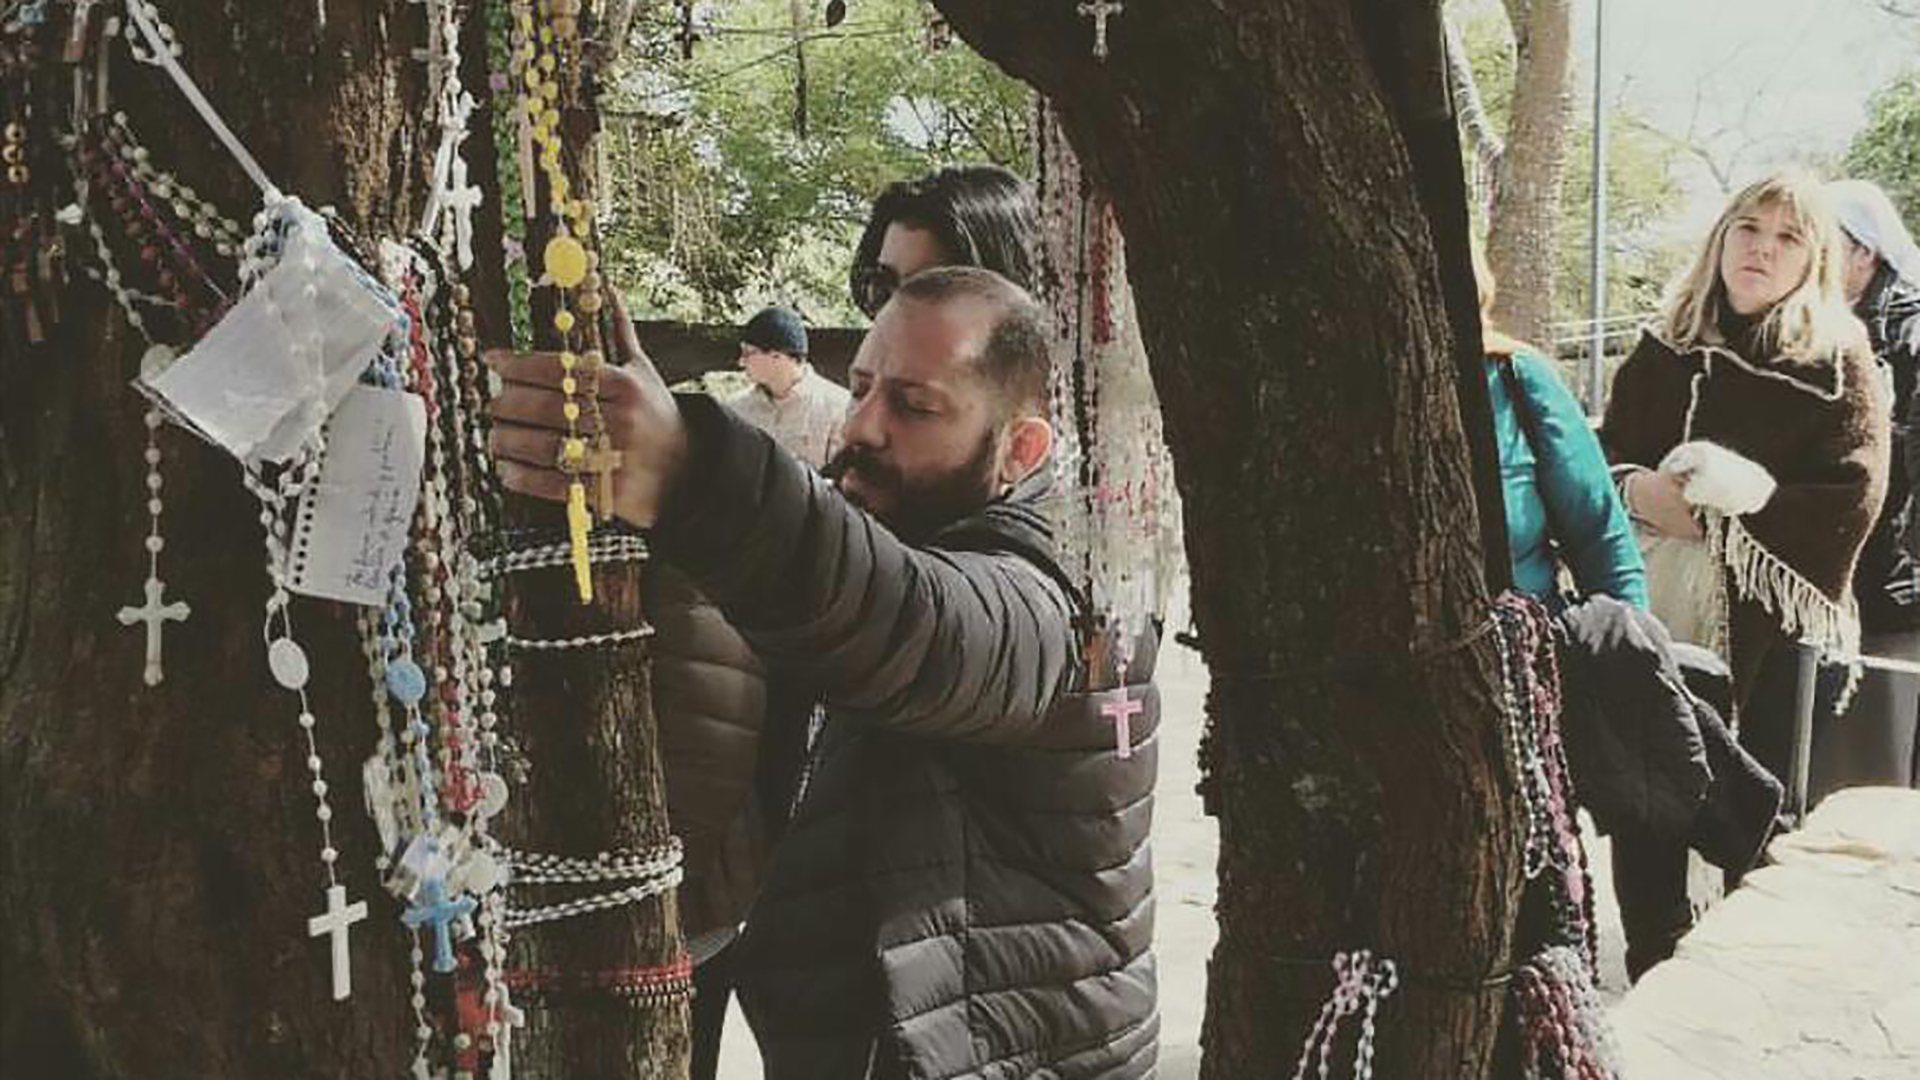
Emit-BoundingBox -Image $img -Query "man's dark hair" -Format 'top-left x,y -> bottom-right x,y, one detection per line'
894,266 -> 1053,417
850,165 -> 1037,318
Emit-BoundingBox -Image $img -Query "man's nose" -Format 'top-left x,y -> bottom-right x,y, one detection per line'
842,391 -> 884,449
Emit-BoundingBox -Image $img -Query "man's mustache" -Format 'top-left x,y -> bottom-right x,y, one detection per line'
824,445 -> 898,488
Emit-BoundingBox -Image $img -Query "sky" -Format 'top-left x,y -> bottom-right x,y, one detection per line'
1570,0 -> 1918,227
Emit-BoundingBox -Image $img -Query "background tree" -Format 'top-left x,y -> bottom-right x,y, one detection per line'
1845,70 -> 1920,221
599,0 -> 1031,322
930,2 -> 1524,1076
0,3 -> 685,1077
1451,0 -> 1577,345
1454,0 -> 1686,364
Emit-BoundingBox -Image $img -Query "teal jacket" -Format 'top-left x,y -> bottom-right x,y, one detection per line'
1487,350 -> 1649,609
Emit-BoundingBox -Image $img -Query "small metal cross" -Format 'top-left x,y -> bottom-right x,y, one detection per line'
307,883 -> 370,1001
1078,0 -> 1123,61
118,576 -> 190,687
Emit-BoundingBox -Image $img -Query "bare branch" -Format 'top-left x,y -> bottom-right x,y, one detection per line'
1445,13 -> 1505,171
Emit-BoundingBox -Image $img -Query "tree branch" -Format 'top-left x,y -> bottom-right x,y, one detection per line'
1445,13 -> 1505,173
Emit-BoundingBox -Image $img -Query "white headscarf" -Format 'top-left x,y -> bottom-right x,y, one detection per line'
1828,179 -> 1920,287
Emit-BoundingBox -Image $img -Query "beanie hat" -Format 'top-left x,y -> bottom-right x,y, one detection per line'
742,306 -> 809,358
1828,179 -> 1920,288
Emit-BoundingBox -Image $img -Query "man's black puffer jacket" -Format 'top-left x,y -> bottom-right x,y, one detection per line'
653,396 -> 1160,1080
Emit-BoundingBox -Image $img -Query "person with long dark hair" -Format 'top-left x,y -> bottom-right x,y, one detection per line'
848,164 -> 1037,318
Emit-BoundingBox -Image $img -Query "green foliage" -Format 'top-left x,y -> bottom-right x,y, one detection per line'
1454,0 -> 1689,346
600,0 -> 1032,325
1844,70 -> 1920,224
1557,125 -> 1692,333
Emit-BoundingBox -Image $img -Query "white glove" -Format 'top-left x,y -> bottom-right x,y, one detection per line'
1659,440 -> 1777,516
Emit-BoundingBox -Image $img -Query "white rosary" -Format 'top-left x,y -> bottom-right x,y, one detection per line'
116,399 -> 189,686
1290,949 -> 1400,1080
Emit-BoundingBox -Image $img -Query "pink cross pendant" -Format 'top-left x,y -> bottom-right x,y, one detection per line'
1099,690 -> 1144,759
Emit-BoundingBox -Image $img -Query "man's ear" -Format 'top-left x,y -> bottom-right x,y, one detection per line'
1000,416 -> 1054,486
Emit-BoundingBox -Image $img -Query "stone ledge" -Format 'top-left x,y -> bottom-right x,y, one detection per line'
1610,787 -> 1920,1079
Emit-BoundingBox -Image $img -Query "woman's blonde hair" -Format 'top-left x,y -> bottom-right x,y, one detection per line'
1660,170 -> 1863,360
1471,235 -> 1530,358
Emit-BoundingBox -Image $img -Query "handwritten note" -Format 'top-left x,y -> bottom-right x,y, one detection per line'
287,385 -> 428,606
138,222 -> 400,466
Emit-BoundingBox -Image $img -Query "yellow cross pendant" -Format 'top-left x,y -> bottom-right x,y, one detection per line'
566,479 -> 593,603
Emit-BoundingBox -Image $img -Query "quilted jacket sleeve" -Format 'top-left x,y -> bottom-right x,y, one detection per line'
650,394 -> 1078,746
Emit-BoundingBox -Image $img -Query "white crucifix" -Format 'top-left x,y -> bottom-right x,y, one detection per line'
409,0 -> 458,104
1078,0 -> 1123,61
308,882 -> 370,1001
441,150 -> 484,270
118,576 -> 190,687
1099,689 -> 1143,759
489,981 -> 528,1080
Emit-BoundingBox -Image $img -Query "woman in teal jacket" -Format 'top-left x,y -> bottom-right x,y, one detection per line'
1478,249 -> 1649,609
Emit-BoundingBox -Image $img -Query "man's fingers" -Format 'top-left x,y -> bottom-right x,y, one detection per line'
484,349 -> 570,387
606,289 -> 648,367
488,384 -> 603,432
494,458 -> 573,504
489,422 -> 568,469
604,291 -> 675,397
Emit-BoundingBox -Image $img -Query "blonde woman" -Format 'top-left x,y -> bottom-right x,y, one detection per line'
1600,172 -> 1890,977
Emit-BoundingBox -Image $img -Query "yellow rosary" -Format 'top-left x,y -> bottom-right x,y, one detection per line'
519,0 -> 615,603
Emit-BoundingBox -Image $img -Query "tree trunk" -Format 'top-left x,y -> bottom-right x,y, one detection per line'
930,2 -> 1524,1077
484,1 -> 691,1074
1,3 -> 423,1075
1486,0 -> 1574,346
0,1 -> 686,1076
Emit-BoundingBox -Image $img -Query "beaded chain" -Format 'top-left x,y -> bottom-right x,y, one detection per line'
1492,593 -> 1598,966
503,956 -> 694,1008
477,530 -> 648,579
502,868 -> 683,931
512,0 -> 616,602
1033,99 -> 1180,664
504,840 -> 682,884
1288,949 -> 1401,1080
1511,946 -> 1623,1080
114,400 -> 190,687
1492,601 -> 1561,882
486,0 -> 533,347
364,238 -> 524,1076
504,623 -> 655,652
499,841 -> 684,937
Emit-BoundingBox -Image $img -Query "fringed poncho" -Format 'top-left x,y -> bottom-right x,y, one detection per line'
1600,326 -> 1889,712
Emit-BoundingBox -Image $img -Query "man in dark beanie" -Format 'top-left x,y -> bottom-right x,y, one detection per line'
730,304 -> 849,469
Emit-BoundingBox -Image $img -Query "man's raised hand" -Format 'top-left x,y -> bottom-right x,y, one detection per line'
486,290 -> 687,527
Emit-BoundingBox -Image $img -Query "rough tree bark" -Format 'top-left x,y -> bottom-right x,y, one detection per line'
1485,0 -> 1574,346
486,2 -> 691,1074
0,2 -> 685,1077
931,2 -> 1525,1077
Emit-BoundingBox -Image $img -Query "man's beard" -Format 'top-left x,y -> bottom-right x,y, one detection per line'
824,431 -> 1001,542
